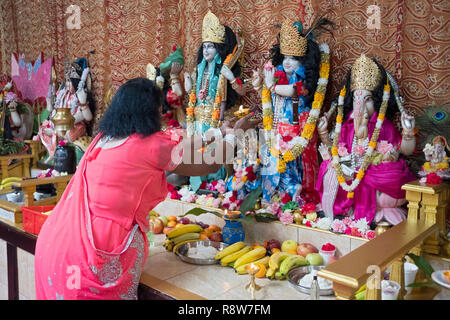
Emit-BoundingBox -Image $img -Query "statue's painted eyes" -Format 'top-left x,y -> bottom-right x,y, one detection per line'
434,111 -> 446,121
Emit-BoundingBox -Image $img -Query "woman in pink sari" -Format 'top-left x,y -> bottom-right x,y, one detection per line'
35,77 -> 257,300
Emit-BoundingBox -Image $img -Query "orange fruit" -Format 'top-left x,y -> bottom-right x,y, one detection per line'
271,248 -> 281,254
168,216 -> 177,222
175,223 -> 184,229
252,242 -> 264,249
199,232 -> 208,240
287,250 -> 298,255
167,221 -> 177,228
255,263 -> 267,278
163,227 -> 173,235
204,228 -> 214,237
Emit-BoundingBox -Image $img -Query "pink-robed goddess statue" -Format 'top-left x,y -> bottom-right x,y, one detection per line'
316,55 -> 416,225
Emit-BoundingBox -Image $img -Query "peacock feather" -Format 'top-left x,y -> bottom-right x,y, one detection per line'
415,105 -> 450,150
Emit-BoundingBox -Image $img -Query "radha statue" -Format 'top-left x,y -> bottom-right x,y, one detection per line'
316,54 -> 416,225
252,18 -> 333,206
184,10 -> 246,191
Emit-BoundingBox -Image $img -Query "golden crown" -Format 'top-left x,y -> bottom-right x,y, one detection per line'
202,10 -> 225,44
280,19 -> 308,57
350,54 -> 381,92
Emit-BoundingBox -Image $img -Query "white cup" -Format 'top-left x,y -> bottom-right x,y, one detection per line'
381,280 -> 401,300
319,249 -> 336,266
404,262 -> 419,294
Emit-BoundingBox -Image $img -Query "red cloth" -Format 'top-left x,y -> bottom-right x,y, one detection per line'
35,131 -> 183,299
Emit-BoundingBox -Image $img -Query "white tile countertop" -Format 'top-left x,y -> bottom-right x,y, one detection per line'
140,234 -> 335,300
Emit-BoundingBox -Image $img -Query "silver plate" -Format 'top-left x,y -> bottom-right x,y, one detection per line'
287,265 -> 335,296
175,240 -> 228,265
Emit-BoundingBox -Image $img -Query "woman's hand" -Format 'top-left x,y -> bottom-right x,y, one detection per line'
184,72 -> 192,93
221,65 -> 235,82
233,113 -> 261,132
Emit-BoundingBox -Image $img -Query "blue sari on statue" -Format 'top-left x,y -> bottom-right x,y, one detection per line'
260,64 -> 311,203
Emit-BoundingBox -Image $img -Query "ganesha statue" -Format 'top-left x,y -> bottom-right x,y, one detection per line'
316,54 -> 416,225
419,136 -> 450,180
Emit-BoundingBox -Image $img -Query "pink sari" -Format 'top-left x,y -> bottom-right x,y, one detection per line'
35,131 -> 182,299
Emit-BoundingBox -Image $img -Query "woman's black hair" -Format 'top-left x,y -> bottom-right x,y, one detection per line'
342,59 -> 399,122
268,38 -> 320,107
196,25 -> 241,110
98,77 -> 161,138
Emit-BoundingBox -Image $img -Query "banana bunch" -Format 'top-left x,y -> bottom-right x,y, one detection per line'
233,247 -> 267,270
163,224 -> 203,252
266,252 -> 308,280
0,177 -> 22,190
235,256 -> 270,275
214,241 -> 245,260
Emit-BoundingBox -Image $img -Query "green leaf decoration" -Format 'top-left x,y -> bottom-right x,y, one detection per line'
406,253 -> 435,278
254,212 -> 278,223
282,201 -> 298,212
180,207 -> 223,219
406,280 -> 436,288
237,214 -> 255,224
238,186 -> 262,215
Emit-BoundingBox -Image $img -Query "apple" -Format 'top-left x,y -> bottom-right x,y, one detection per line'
306,253 -> 323,265
150,217 -> 164,234
281,240 -> 298,253
209,232 -> 223,242
267,239 -> 281,251
296,243 -> 318,257
159,216 -> 168,227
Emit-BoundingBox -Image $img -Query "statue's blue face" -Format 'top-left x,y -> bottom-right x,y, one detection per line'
282,55 -> 300,75
202,42 -> 217,63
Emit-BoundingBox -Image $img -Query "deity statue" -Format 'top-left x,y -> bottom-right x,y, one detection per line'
147,47 -> 188,187
252,17 -> 333,206
419,136 -> 450,180
184,10 -> 246,138
0,75 -> 33,142
184,10 -> 246,191
37,58 -> 94,163
315,54 -> 416,225
147,46 -> 186,131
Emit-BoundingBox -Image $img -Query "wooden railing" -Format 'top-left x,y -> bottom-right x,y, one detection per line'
318,180 -> 449,300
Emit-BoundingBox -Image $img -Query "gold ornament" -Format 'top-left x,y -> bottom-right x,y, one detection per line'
202,10 -> 225,44
350,54 -> 381,92
280,19 -> 307,57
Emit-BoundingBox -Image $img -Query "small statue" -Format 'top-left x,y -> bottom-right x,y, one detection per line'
419,136 -> 450,180
37,58 -> 94,163
0,75 -> 33,142
316,54 -> 416,225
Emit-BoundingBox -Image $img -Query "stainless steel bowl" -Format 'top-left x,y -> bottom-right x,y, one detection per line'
287,265 -> 335,296
174,240 -> 228,265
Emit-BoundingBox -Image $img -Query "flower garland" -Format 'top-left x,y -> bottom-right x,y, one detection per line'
331,80 -> 391,198
260,44 -> 330,173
